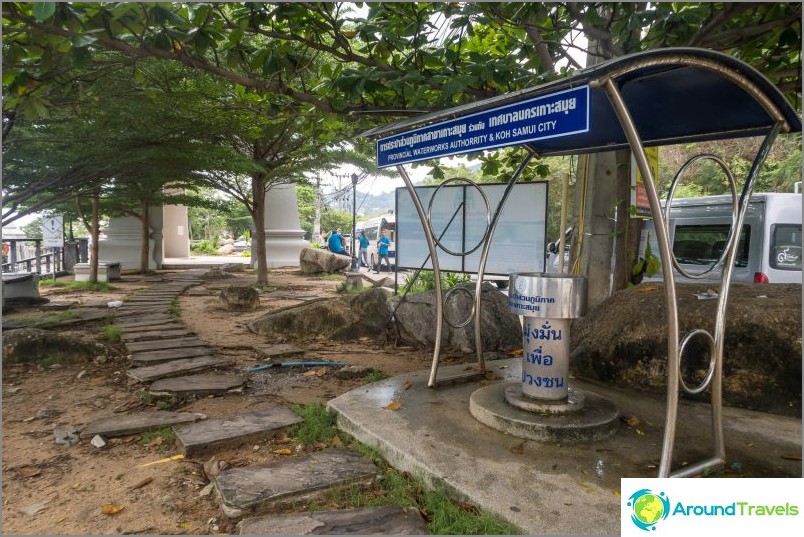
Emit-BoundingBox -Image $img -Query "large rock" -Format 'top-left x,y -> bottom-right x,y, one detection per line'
247,288 -> 391,341
2,328 -> 108,365
299,248 -> 351,274
390,283 -> 522,354
220,286 -> 260,311
571,282 -> 802,416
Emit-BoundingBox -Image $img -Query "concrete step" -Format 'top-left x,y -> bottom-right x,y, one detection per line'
237,506 -> 430,535
116,318 -> 177,330
127,356 -> 232,383
125,337 -> 208,353
173,407 -> 301,457
253,344 -> 305,360
80,411 -> 206,439
214,449 -> 378,520
130,347 -> 214,366
120,328 -> 194,342
149,373 -> 247,397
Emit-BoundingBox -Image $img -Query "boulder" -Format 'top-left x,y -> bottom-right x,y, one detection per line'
217,244 -> 236,255
201,268 -> 236,280
220,263 -> 245,273
372,277 -> 396,288
390,283 -> 521,354
220,286 -> 261,311
247,288 -> 391,341
570,282 -> 802,416
2,328 -> 107,366
299,248 -> 351,274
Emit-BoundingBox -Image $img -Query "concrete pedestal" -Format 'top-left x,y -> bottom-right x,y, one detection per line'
98,214 -> 162,271
163,204 -> 190,258
253,184 -> 308,269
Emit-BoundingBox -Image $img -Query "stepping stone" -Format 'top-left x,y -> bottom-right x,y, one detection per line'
125,337 -> 207,353
149,374 -> 247,397
118,319 -> 179,331
127,356 -> 232,383
173,407 -> 301,457
214,449 -> 378,520
79,411 -> 206,439
237,506 -> 430,535
186,287 -> 209,296
130,347 -> 214,366
253,344 -> 305,360
41,301 -> 79,311
121,328 -> 194,342
113,307 -> 170,318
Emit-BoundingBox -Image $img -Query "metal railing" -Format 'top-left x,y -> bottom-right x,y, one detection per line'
2,238 -> 89,275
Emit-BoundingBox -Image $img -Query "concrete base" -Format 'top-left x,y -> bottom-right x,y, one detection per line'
2,272 -> 40,300
74,262 -> 121,282
470,382 -> 619,443
504,384 -> 586,414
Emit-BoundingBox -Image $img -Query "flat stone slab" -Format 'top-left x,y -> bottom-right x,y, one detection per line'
127,356 -> 232,383
253,344 -> 305,360
125,337 -> 208,353
113,307 -> 170,318
114,314 -> 173,325
118,320 -> 182,331
130,347 -> 214,365
237,506 -> 429,535
79,411 -> 206,439
40,301 -> 79,311
121,328 -> 194,342
186,287 -> 209,296
174,407 -> 301,457
149,374 -> 247,397
215,449 -> 378,520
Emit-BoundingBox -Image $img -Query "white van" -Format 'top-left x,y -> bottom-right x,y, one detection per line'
362,213 -> 396,271
640,193 -> 801,284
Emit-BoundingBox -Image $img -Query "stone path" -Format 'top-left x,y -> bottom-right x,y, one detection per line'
74,267 -> 429,534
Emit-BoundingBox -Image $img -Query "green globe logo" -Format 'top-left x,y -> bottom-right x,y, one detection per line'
627,489 -> 670,531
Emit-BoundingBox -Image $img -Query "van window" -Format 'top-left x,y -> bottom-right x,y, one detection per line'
770,224 -> 802,270
673,224 -> 750,267
364,226 -> 378,241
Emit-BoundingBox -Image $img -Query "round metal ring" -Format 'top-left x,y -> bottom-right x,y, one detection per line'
677,329 -> 717,395
664,154 -> 739,279
427,177 -> 491,257
442,285 -> 475,329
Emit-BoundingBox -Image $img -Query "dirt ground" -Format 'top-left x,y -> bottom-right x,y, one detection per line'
1,267 -> 444,535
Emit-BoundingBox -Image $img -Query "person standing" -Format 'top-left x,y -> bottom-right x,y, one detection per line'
358,230 -> 370,269
374,229 -> 392,273
328,228 -> 345,254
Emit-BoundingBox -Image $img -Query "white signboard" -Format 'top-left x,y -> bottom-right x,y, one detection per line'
42,215 -> 64,248
395,182 -> 548,275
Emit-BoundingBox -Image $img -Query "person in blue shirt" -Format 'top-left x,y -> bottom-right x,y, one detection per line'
328,229 -> 345,254
358,230 -> 370,269
374,229 -> 392,273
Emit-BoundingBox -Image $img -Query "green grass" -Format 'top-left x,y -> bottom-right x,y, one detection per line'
363,369 -> 387,383
39,280 -> 115,292
168,299 -> 181,318
288,403 -> 338,445
140,427 -> 176,450
102,325 -> 122,342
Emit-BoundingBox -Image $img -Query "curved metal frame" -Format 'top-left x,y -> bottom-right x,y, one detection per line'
600,59 -> 783,477
427,177 -> 491,257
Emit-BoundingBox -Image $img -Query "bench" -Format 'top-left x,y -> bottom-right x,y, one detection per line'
2,272 -> 41,304
73,261 -> 122,282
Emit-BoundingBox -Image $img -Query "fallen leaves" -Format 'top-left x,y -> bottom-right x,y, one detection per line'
128,477 -> 153,490
137,454 -> 184,468
402,381 -> 412,390
272,448 -> 292,455
383,401 -> 401,411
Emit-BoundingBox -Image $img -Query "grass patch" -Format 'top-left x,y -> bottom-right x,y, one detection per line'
102,325 -> 122,342
363,369 -> 387,383
288,403 -> 338,445
39,280 -> 115,292
140,427 -> 176,451
168,299 -> 181,318
317,273 -> 346,281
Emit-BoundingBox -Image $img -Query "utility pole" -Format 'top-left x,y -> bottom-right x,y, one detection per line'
313,176 -> 321,245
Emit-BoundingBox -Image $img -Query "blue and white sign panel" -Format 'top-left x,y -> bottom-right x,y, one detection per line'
377,86 -> 589,167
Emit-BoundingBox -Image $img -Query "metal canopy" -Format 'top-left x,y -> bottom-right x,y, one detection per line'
361,47 -> 801,154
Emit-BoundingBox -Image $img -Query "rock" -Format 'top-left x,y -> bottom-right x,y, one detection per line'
54,428 -> 81,446
372,277 -> 395,288
35,408 -> 62,420
571,282 -> 802,416
217,244 -> 236,255
201,268 -> 236,280
186,286 -> 210,296
299,248 -> 351,274
391,283 -> 522,353
76,370 -> 88,379
247,288 -> 391,342
220,286 -> 260,311
19,500 -> 50,516
90,435 -> 107,448
221,263 -> 245,273
2,328 -> 105,365
333,365 -> 375,379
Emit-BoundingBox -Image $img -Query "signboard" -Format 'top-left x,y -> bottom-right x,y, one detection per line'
42,215 -> 64,248
395,182 -> 548,275
630,147 -> 660,218
377,86 -> 589,168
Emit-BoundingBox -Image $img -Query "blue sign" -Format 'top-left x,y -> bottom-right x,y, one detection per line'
377,85 -> 589,168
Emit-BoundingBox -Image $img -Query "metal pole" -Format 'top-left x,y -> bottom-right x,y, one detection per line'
351,173 -> 359,271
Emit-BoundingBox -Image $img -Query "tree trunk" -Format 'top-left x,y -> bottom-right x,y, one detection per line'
89,187 -> 100,283
252,174 -> 269,284
140,198 -> 150,273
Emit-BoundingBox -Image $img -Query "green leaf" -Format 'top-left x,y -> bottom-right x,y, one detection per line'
32,2 -> 57,22
72,34 -> 98,48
